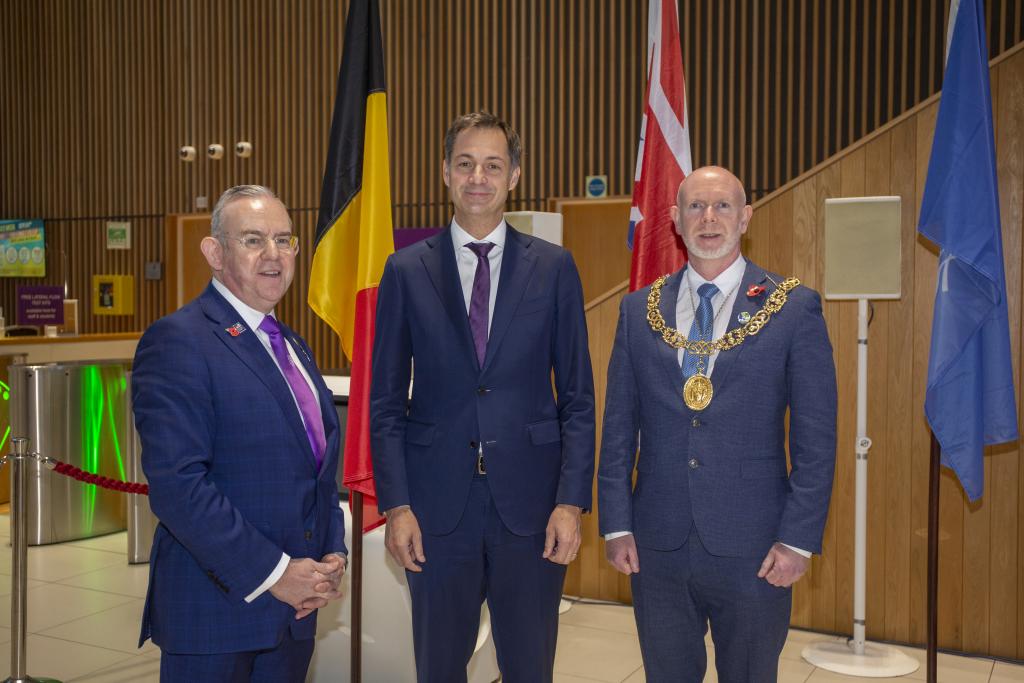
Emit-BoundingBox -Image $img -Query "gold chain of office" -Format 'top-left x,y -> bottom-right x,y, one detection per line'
645,275 -> 801,354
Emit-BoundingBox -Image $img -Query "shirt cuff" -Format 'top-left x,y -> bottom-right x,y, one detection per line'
604,531 -> 633,541
245,552 -> 290,603
780,542 -> 811,558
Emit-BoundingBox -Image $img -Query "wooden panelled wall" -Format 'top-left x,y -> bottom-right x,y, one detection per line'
1,1 -> 1023,367
567,43 -> 1024,661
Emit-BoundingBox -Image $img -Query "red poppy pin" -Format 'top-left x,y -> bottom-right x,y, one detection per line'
746,284 -> 765,297
226,322 -> 246,337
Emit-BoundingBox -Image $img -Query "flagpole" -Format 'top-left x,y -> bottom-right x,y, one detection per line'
351,490 -> 364,683
927,432 -> 940,683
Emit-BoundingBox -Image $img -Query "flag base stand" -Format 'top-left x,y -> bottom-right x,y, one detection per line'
802,640 -> 919,677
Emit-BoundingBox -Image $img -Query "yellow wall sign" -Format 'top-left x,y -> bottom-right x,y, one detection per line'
92,275 -> 134,316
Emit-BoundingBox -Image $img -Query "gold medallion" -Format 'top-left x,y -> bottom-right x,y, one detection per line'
683,373 -> 714,411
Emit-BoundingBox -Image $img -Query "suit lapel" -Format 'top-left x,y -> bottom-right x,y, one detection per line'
200,286 -> 318,472
421,227 -> 478,367
653,268 -> 687,390
709,260 -> 770,392
483,228 -> 536,372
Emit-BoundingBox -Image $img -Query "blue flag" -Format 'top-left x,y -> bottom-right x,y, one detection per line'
918,0 -> 1018,502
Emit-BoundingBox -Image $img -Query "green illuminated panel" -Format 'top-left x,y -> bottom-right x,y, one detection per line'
78,365 -> 127,532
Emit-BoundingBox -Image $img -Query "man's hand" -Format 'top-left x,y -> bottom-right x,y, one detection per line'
543,504 -> 582,565
757,542 -> 810,587
385,507 -> 425,572
605,534 -> 640,575
269,557 -> 342,619
295,554 -> 347,619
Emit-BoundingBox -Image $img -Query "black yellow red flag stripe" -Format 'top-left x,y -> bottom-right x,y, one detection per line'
309,0 -> 392,532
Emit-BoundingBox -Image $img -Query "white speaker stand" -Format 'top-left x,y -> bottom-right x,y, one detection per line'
801,300 -> 919,677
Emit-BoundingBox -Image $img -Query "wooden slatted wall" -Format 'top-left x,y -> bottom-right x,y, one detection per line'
2,1 -> 1022,367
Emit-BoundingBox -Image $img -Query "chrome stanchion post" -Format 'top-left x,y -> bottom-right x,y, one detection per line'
4,437 -> 61,683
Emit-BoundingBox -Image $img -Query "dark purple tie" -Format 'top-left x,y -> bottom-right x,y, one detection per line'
258,315 -> 327,469
467,242 -> 495,367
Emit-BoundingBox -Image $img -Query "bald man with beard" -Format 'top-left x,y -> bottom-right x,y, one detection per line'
598,167 -> 837,682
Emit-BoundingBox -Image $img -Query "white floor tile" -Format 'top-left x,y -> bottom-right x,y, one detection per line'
65,531 -> 129,555
39,598 -> 156,656
0,543 -> 127,581
781,629 -> 842,662
555,623 -> 644,682
0,633 -> 130,681
559,601 -> 639,635
993,660 -> 1024,682
57,561 -> 150,599
66,654 -> 161,682
0,583 -> 135,632
778,657 -> 815,683
553,674 -> 609,683
806,671 -> 919,682
622,667 -> 645,682
0,577 -> 45,598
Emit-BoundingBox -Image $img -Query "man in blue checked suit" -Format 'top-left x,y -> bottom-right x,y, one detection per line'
370,112 -> 595,682
598,167 -> 837,683
132,185 -> 346,682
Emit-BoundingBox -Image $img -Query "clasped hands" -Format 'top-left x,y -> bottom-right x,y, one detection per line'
269,553 -> 347,620
384,504 -> 583,571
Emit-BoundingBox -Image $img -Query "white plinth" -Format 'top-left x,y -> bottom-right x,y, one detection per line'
802,639 -> 920,677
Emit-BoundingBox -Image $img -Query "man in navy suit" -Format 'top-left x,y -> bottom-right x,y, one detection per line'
370,112 -> 595,682
132,185 -> 347,681
598,167 -> 837,682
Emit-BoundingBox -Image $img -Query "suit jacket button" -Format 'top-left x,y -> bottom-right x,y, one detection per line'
477,386 -> 487,395
469,441 -> 478,449
691,418 -> 701,427
304,530 -> 313,541
688,458 -> 699,469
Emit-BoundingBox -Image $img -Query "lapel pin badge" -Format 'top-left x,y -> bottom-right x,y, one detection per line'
226,322 -> 247,337
746,284 -> 765,297
737,311 -> 751,324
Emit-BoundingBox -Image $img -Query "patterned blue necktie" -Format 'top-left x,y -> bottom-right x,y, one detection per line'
682,282 -> 720,378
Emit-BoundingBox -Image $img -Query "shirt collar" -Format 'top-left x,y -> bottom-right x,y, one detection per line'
684,254 -> 747,296
451,217 -> 507,250
211,277 -> 276,332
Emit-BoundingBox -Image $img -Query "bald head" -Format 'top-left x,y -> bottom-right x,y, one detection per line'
671,166 -> 753,279
676,166 -> 747,207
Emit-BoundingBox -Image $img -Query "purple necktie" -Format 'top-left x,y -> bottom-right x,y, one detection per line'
466,242 -> 495,367
258,315 -> 327,469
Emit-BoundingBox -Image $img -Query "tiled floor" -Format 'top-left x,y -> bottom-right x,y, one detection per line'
0,515 -> 1020,682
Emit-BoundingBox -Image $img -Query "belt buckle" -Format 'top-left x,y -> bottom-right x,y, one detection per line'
476,453 -> 486,475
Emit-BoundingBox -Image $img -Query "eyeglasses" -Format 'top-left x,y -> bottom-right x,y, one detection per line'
227,234 -> 300,254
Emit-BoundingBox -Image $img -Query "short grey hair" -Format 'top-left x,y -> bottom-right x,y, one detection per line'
210,185 -> 285,238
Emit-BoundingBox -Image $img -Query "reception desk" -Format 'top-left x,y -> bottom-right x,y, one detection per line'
0,333 -> 140,364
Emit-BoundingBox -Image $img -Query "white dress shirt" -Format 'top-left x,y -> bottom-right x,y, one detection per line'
211,278 -> 325,602
451,217 -> 506,329
604,257 -> 810,558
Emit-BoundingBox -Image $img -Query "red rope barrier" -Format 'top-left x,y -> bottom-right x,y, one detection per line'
50,461 -> 149,495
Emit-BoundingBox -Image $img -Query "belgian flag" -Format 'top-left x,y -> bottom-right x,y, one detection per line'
309,0 -> 392,531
